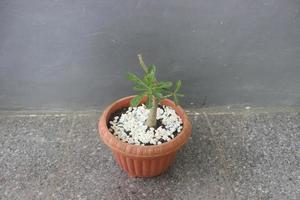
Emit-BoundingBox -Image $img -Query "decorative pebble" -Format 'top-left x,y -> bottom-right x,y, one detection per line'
109,104 -> 183,145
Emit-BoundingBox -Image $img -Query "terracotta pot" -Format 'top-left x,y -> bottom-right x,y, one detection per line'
98,96 -> 192,177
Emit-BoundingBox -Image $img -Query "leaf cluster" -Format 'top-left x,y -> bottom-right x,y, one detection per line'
127,65 -> 184,108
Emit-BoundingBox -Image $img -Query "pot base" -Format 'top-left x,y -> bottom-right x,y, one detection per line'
113,151 -> 176,177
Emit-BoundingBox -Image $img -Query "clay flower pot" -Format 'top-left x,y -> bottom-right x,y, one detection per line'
98,96 -> 192,177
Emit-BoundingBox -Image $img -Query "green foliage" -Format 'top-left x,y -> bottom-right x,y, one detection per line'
127,62 -> 184,108
130,93 -> 144,107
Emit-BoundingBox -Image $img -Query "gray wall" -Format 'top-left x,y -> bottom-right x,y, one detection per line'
0,0 -> 300,110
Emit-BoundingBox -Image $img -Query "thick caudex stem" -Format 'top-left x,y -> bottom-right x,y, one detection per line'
146,98 -> 158,127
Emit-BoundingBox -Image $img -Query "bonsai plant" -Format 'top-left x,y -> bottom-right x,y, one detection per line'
99,54 -> 192,177
128,54 -> 183,128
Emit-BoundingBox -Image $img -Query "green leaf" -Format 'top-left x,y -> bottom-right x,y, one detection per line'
164,94 -> 172,98
175,80 -> 182,92
146,94 -> 153,109
148,65 -> 156,74
127,72 -> 140,82
133,85 -> 147,91
153,91 -> 163,102
127,73 -> 147,87
143,65 -> 157,86
143,72 -> 155,85
173,94 -> 179,105
130,94 -> 144,107
155,81 -> 173,90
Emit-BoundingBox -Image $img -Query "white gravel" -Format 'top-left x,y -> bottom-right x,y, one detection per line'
109,104 -> 183,145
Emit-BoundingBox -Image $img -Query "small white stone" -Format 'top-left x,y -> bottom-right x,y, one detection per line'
109,104 -> 183,145
162,135 -> 168,140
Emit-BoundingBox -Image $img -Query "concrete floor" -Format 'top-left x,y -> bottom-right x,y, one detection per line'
0,107 -> 299,200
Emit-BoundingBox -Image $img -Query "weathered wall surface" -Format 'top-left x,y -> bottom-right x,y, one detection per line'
0,0 -> 300,110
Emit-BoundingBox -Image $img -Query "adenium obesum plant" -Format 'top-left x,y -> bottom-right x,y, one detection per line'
127,54 -> 184,128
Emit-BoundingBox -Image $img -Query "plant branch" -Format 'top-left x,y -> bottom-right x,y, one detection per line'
137,54 -> 148,73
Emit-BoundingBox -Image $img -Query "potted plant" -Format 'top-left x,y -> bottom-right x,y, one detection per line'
98,54 -> 192,177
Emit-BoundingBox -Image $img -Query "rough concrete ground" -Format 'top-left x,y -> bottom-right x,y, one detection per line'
0,107 -> 299,200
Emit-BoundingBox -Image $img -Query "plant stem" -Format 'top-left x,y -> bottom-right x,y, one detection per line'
137,54 -> 148,73
146,97 -> 158,127
137,54 -> 158,127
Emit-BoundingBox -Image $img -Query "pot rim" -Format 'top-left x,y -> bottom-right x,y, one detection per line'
98,95 -> 192,158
